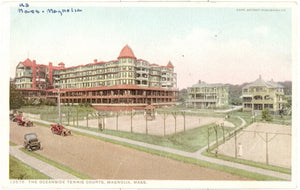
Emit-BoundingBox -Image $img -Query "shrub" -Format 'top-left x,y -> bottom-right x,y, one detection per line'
262,109 -> 272,121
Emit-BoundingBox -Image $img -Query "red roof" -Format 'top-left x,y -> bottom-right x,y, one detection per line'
19,58 -> 34,67
118,45 -> 136,59
150,63 -> 159,67
166,61 -> 174,68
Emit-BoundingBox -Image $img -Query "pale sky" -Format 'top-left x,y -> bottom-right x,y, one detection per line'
10,4 -> 293,89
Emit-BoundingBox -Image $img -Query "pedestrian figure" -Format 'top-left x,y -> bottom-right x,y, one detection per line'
215,148 -> 218,157
238,142 -> 243,157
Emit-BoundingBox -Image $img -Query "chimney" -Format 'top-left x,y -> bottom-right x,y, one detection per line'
33,60 -> 36,66
94,59 -> 98,63
49,62 -> 53,67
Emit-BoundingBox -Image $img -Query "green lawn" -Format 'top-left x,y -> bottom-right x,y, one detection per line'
9,142 -> 17,146
202,151 -> 291,175
9,156 -> 50,179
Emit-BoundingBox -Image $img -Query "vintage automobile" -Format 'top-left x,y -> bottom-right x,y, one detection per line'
15,116 -> 34,127
50,124 -> 71,136
24,133 -> 41,151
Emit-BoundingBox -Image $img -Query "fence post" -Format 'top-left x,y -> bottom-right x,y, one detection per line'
207,129 -> 210,152
103,116 -> 106,130
222,123 -> 225,143
214,125 -> 218,149
234,130 -> 237,158
116,112 -> 119,131
183,111 -> 186,131
172,112 -> 177,134
164,112 -> 166,136
130,110 -> 135,133
175,116 -> 177,134
86,113 -> 89,128
97,112 -> 100,131
266,133 -> 269,165
76,107 -> 78,127
146,117 -> 148,135
67,111 -> 70,125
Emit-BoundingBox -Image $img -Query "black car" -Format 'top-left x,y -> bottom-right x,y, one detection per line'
24,133 -> 41,151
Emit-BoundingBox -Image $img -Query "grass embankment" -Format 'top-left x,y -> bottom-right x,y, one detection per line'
202,151 -> 291,175
9,156 -> 50,179
20,148 -> 90,179
9,142 -> 17,146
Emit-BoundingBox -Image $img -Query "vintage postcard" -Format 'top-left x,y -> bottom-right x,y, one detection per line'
0,0 -> 298,189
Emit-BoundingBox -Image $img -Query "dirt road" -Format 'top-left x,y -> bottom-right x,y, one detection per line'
10,121 -> 248,180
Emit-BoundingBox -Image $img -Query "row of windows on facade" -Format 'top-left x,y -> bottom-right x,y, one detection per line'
16,71 -> 47,78
188,87 -> 228,93
243,95 -> 284,101
191,93 -> 226,99
16,71 -> 174,84
17,65 -> 175,81
21,89 -> 176,97
57,67 -> 173,79
55,60 -> 173,75
16,78 -> 170,89
57,79 -> 163,88
243,104 -> 274,109
243,87 -> 284,93
53,72 -> 174,83
61,90 -> 175,97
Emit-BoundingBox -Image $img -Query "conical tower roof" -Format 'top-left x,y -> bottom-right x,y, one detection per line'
118,45 -> 136,59
166,61 -> 174,68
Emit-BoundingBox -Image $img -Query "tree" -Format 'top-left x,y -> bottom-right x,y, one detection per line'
262,109 -> 272,121
10,83 -> 25,109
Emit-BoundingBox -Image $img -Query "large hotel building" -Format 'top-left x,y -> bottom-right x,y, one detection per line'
14,45 -> 178,111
